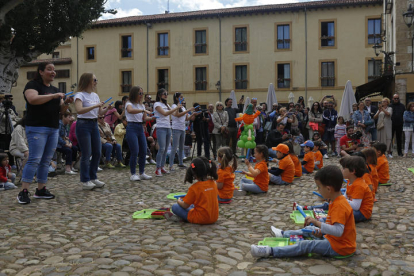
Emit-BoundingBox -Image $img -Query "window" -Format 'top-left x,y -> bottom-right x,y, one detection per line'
121,34 -> 133,58
55,70 -> 70,78
52,52 -> 60,59
121,71 -> 132,93
277,24 -> 290,49
368,18 -> 381,45
157,69 -> 169,90
320,21 -> 335,47
195,30 -> 207,54
58,82 -> 67,93
321,61 -> 335,87
157,32 -> 169,57
235,65 -> 248,90
277,63 -> 291,89
195,67 -> 207,91
368,59 -> 382,82
234,27 -> 248,52
86,46 -> 95,61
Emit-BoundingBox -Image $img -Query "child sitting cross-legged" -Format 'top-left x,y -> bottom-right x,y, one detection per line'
0,153 -> 17,190
340,156 -> 374,222
240,145 -> 270,194
301,140 -> 315,174
313,141 -> 324,170
372,143 -> 389,185
362,148 -> 379,200
268,144 -> 295,185
284,141 -> 301,178
216,147 -> 237,203
251,165 -> 356,258
163,157 -> 219,224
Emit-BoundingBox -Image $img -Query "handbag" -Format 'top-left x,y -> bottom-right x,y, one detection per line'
309,122 -> 319,131
377,118 -> 384,130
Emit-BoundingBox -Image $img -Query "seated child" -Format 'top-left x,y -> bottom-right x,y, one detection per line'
0,153 -> 17,190
285,142 -> 302,178
313,141 -> 324,170
362,148 -> 379,199
268,144 -> 295,185
163,157 -> 219,224
352,152 -> 374,193
240,145 -> 269,193
251,165 -> 356,258
312,132 -> 328,157
300,140 -> 315,174
373,143 -> 389,184
340,156 -> 374,222
216,147 -> 237,203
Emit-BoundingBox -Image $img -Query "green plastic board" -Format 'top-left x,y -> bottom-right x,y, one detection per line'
333,253 -> 354,259
132,209 -> 158,219
408,168 -> 414,174
166,192 -> 187,200
290,210 -> 315,224
379,183 -> 392,186
258,237 -> 289,247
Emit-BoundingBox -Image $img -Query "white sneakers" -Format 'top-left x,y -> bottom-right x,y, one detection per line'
323,154 -> 329,159
270,226 -> 283,237
140,173 -> 152,180
82,181 -> 95,190
130,174 -> 141,181
65,170 -> 77,175
91,179 -> 105,187
130,173 -> 153,181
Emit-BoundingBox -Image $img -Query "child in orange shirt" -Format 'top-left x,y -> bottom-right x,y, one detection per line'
240,145 -> 269,193
362,148 -> 379,199
340,156 -> 374,222
301,140 -> 315,174
216,147 -> 237,203
268,144 -> 295,185
313,141 -> 324,170
285,142 -> 302,178
164,157 -> 219,224
251,165 -> 356,258
373,143 -> 389,184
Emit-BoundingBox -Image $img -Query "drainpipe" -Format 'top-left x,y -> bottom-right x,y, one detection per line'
219,15 -> 222,101
76,37 -> 79,84
146,22 -> 150,93
304,7 -> 308,104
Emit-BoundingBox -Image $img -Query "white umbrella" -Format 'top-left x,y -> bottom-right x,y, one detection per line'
266,83 -> 278,113
243,97 -> 251,114
339,80 -> 357,121
229,90 -> 238,108
288,92 -> 295,103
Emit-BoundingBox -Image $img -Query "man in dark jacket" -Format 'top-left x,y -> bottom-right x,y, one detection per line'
391,94 -> 405,157
224,97 -> 243,155
266,123 -> 290,158
322,102 -> 338,157
364,97 -> 378,141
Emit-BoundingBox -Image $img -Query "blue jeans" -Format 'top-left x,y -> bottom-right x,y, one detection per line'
271,226 -> 340,258
76,119 -> 101,182
126,123 -> 147,175
172,203 -> 194,222
22,126 -> 58,184
156,127 -> 171,168
353,210 -> 368,222
170,129 -> 185,167
1,173 -> 16,190
308,202 -> 329,210
269,149 -> 277,158
369,127 -> 377,141
302,166 -> 309,174
320,149 -> 327,156
218,195 -> 232,202
240,178 -> 266,193
102,143 -> 123,162
269,174 -> 289,185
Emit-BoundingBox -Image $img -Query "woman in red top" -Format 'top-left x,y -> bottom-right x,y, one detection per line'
216,147 -> 237,203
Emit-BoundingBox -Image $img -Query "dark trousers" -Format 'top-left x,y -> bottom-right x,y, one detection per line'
392,124 -> 403,155
256,131 -> 264,145
56,146 -> 78,165
195,127 -> 210,159
226,127 -> 238,155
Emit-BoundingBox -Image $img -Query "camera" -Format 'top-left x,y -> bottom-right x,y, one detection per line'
350,131 -> 362,141
1,94 -> 13,110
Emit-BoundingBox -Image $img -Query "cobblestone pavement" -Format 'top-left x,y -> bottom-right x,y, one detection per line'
0,156 -> 413,276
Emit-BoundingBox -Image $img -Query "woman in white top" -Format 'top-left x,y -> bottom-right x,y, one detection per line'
153,88 -> 181,177
125,86 -> 153,181
74,73 -> 109,190
212,101 -> 229,154
169,92 -> 195,171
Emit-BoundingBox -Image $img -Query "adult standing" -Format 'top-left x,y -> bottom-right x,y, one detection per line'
364,97 -> 378,141
74,73 -> 107,190
297,96 -> 305,108
302,107 -> 310,141
192,103 -> 211,160
352,101 -> 373,146
322,101 -> 338,157
308,102 -> 323,139
374,98 -> 393,157
207,104 -> 216,158
403,102 -> 414,157
18,62 -> 73,204
169,92 -> 195,171
125,86 -> 153,181
154,88 -> 181,176
391,94 -> 406,157
212,101 -> 229,153
224,97 -> 243,155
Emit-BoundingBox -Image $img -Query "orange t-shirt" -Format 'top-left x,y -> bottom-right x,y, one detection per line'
183,179 -> 219,224
289,154 -> 302,177
346,177 -> 374,219
313,150 -> 323,169
217,166 -> 235,200
369,164 -> 379,195
253,161 -> 269,192
325,195 -> 356,256
303,151 -> 315,173
376,155 -> 389,184
278,155 -> 295,183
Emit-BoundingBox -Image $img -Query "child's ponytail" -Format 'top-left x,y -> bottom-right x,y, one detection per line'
217,146 -> 238,172
231,154 -> 238,173
184,157 -> 218,183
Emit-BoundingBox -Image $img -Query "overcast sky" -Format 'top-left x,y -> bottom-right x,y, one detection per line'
100,0 -> 317,20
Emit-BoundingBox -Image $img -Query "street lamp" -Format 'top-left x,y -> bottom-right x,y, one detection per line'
404,4 -> 414,73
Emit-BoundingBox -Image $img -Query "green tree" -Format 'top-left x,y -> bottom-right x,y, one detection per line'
0,0 -> 115,93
